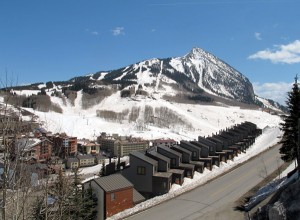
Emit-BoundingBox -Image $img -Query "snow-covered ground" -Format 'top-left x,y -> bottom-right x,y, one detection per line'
20,87 -> 281,143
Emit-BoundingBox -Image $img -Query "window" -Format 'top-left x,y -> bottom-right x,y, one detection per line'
111,193 -> 115,201
192,151 -> 197,157
137,166 -> 146,175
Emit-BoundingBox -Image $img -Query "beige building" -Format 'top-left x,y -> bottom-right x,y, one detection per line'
66,157 -> 79,169
77,154 -> 95,167
98,134 -> 149,157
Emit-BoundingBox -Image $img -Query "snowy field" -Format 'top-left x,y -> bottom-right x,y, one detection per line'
21,89 -> 282,142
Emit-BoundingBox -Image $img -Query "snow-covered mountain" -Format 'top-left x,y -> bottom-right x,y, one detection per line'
1,47 -> 285,140
85,47 -> 255,103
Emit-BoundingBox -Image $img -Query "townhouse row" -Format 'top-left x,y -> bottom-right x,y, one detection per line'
121,121 -> 261,198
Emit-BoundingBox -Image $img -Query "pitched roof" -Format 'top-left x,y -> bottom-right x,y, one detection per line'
95,155 -> 107,160
157,145 -> 182,157
67,157 -> 79,163
16,138 -> 41,151
133,188 -> 145,204
153,172 -> 172,178
93,174 -> 133,192
171,145 -> 192,155
35,127 -> 47,134
130,151 -> 158,166
147,151 -> 170,163
77,154 -> 94,160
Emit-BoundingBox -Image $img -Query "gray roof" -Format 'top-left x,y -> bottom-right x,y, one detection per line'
133,189 -> 145,204
179,163 -> 195,169
94,174 -> 133,192
189,161 -> 204,166
153,172 -> 172,178
147,151 -> 170,163
172,145 -> 192,155
130,151 -> 158,166
68,157 -> 79,163
77,154 -> 94,160
95,155 -> 107,160
168,169 -> 185,174
157,145 -> 182,157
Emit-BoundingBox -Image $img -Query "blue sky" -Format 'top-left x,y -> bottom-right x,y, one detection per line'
1,0 -> 300,104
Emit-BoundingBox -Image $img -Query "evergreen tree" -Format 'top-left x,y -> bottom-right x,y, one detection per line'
50,169 -> 72,219
100,160 -> 106,176
80,182 -> 98,220
69,168 -> 84,218
279,76 -> 300,162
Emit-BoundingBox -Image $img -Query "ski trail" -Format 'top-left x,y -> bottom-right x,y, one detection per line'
155,61 -> 163,92
136,100 -> 146,131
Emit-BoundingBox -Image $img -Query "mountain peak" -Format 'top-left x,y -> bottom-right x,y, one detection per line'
191,47 -> 205,54
184,47 -> 210,60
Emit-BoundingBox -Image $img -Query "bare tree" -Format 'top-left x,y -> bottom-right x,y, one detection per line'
0,73 -> 36,219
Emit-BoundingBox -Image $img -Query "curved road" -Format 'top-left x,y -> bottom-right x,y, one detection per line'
126,144 -> 283,220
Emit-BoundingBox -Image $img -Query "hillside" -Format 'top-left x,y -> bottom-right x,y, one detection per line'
0,47 -> 285,140
0,88 -> 281,142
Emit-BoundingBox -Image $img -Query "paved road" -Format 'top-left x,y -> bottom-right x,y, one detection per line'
126,144 -> 283,220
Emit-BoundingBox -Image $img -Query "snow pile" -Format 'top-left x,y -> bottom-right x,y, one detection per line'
244,162 -> 298,211
108,126 -> 282,220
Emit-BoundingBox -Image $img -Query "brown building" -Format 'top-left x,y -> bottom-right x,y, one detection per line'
51,133 -> 77,158
85,174 -> 144,220
15,137 -> 53,163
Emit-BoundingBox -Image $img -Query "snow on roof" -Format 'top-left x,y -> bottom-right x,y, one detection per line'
16,138 -> 42,151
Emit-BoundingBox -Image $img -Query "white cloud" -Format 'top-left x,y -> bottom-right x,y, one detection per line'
91,31 -> 99,35
254,32 -> 262,40
253,81 -> 292,105
248,40 -> 300,64
85,29 -> 99,36
112,27 -> 125,36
